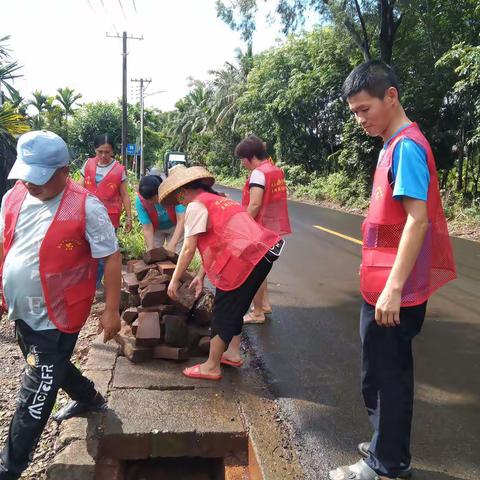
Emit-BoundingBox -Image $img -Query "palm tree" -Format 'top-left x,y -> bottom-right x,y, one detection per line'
28,89 -> 49,129
0,35 -> 22,103
0,35 -> 27,199
55,87 -> 82,139
170,81 -> 212,149
206,45 -> 253,131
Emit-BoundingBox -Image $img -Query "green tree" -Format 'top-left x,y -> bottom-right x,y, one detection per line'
55,87 -> 82,141
0,35 -> 28,199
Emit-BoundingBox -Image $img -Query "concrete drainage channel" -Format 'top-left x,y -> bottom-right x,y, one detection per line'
47,334 -> 303,480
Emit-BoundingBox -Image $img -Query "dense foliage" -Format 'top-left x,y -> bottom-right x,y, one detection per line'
1,2 -> 480,234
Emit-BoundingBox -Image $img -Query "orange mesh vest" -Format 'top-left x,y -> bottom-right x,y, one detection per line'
84,157 -> 124,228
137,194 -> 176,231
196,192 -> 280,291
360,123 -> 456,306
242,162 -> 292,236
1,180 -> 97,333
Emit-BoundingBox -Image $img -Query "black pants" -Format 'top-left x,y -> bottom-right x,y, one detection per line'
360,300 -> 426,478
0,320 -> 97,480
212,256 -> 273,344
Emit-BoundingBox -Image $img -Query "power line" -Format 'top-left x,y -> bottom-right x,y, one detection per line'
118,0 -> 127,21
132,0 -> 137,13
97,0 -> 119,35
86,0 -> 96,13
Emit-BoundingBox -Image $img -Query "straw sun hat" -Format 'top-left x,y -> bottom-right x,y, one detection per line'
158,165 -> 215,205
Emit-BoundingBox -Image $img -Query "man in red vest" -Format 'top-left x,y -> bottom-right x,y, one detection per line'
329,62 -> 456,480
236,135 -> 291,324
158,166 -> 284,381
0,131 -> 121,479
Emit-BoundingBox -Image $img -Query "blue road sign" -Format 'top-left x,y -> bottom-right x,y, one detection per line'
127,144 -> 136,155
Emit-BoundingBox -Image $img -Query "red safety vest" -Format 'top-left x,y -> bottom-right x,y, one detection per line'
242,161 -> 291,236
137,194 -> 177,230
1,180 -> 97,333
84,157 -> 124,228
196,192 -> 280,291
360,123 -> 456,306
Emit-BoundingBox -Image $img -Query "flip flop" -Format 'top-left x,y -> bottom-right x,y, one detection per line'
182,364 -> 222,381
250,306 -> 272,315
329,460 -> 399,480
220,356 -> 244,368
243,312 -> 266,324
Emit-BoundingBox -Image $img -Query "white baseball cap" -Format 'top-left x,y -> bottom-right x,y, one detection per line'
8,130 -> 70,185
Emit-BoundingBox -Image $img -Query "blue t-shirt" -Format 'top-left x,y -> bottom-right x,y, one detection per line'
383,124 -> 430,201
135,196 -> 185,231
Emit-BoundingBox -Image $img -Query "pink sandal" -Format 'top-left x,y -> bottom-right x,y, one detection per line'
182,364 -> 222,381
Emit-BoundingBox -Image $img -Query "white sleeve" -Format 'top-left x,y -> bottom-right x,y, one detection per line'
84,195 -> 119,258
249,169 -> 266,187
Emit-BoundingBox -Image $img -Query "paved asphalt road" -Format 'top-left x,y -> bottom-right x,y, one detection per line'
219,185 -> 480,480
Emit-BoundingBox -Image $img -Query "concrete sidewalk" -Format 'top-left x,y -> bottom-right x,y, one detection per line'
47,333 -> 303,480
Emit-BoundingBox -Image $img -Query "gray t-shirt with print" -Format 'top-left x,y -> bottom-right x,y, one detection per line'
80,159 -> 127,184
0,188 -> 119,331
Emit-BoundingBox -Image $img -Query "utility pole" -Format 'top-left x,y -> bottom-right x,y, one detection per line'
107,31 -> 143,164
132,77 -> 151,177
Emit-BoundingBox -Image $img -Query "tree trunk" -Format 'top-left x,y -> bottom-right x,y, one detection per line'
456,117 -> 466,191
378,0 -> 403,64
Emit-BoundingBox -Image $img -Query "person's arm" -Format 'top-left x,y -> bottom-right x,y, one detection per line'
375,198 -> 429,327
98,250 -> 122,342
78,177 -> 85,187
167,234 -> 199,300
247,186 -> 264,219
166,212 -> 185,252
142,223 -> 156,251
119,181 -> 132,232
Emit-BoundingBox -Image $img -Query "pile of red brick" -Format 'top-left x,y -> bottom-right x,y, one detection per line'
115,247 -> 213,363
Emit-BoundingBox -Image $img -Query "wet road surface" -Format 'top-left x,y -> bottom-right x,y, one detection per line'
219,186 -> 480,480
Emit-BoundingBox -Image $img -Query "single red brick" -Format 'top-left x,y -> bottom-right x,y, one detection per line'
143,247 -> 169,264
136,312 -> 161,347
121,307 -> 138,325
155,261 -> 177,276
139,273 -> 170,290
140,284 -> 168,307
128,294 -> 141,308
164,315 -> 189,347
170,282 -> 197,314
192,290 -> 214,326
152,345 -> 189,361
126,259 -> 143,273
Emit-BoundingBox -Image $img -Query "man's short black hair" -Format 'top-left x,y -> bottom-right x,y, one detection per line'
139,175 -> 162,199
342,60 -> 400,100
235,135 -> 268,161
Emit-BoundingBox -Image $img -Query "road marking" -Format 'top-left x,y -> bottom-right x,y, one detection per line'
313,225 -> 363,245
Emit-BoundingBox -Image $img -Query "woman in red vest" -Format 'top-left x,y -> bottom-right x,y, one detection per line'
158,166 -> 284,381
79,133 -> 132,232
237,135 -> 291,324
136,175 -> 185,253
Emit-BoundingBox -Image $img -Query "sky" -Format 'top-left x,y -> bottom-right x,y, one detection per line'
2,0 -> 305,112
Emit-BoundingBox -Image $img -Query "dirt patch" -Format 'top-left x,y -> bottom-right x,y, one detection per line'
0,302 -> 104,479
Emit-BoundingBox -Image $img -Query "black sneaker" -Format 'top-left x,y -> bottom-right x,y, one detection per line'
357,442 -> 413,479
52,392 -> 107,423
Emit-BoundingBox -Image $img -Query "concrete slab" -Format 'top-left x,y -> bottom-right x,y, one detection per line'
83,369 -> 112,398
84,335 -> 118,371
100,388 -> 247,459
47,439 -> 97,480
112,356 -> 224,390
